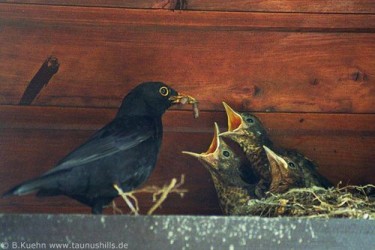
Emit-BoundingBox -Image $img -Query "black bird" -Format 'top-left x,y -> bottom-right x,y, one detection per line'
3,82 -> 197,214
182,123 -> 257,215
263,145 -> 332,194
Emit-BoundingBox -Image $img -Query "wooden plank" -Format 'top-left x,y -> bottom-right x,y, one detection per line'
1,4 -> 375,31
1,214 -> 375,249
0,106 -> 374,214
187,0 -> 375,14
0,0 -> 176,9
1,105 -> 375,133
0,5 -> 374,113
1,0 -> 375,14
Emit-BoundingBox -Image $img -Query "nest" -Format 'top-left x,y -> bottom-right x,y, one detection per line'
233,184 -> 375,219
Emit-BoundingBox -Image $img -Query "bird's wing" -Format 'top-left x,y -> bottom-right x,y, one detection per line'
43,116 -> 156,175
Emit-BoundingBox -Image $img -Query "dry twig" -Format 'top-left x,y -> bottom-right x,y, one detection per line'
113,175 -> 187,215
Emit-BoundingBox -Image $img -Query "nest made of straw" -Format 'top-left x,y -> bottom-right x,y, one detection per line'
233,184 -> 375,219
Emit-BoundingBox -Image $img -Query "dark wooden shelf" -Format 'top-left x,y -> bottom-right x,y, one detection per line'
1,214 -> 374,249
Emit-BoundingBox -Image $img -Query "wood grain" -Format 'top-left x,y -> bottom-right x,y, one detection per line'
0,4 -> 374,113
1,4 -> 375,31
187,0 -> 375,14
1,106 -> 374,214
1,0 -> 375,13
0,3 -> 374,215
0,0 -> 182,10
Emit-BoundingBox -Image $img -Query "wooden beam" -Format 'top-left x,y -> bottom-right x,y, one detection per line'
1,0 -> 375,14
187,0 -> 375,14
1,106 -> 374,214
1,4 -> 375,31
0,5 -> 374,113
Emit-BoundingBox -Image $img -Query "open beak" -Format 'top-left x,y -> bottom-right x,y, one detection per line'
222,102 -> 244,132
263,145 -> 289,177
182,122 -> 220,166
181,151 -> 202,159
169,93 -> 197,105
220,102 -> 244,137
206,122 -> 220,155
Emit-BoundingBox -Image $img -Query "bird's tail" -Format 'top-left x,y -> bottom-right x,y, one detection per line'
2,174 -> 60,198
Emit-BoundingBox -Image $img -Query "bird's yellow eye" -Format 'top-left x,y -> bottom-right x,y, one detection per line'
159,86 -> 169,96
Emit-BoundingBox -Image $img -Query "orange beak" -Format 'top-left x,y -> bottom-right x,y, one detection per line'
182,123 -> 221,165
222,102 -> 244,132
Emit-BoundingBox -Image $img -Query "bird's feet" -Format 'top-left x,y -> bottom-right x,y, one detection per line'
113,184 -> 139,215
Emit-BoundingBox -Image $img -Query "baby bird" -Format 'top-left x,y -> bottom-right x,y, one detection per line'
220,102 -> 272,197
263,146 -> 332,194
182,123 -> 257,215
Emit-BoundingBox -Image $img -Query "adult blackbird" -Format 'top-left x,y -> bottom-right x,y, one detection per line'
220,102 -> 272,197
3,82 -> 196,214
182,123 -> 256,215
263,145 -> 332,194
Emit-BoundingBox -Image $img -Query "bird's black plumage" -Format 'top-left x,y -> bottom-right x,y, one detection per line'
3,82 -> 193,214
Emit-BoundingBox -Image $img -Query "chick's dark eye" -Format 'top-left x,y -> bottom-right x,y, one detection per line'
222,150 -> 230,157
288,162 -> 296,169
246,118 -> 254,123
159,86 -> 169,97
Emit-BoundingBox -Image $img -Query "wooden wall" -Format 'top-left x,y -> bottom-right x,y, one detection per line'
0,1 -> 374,215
